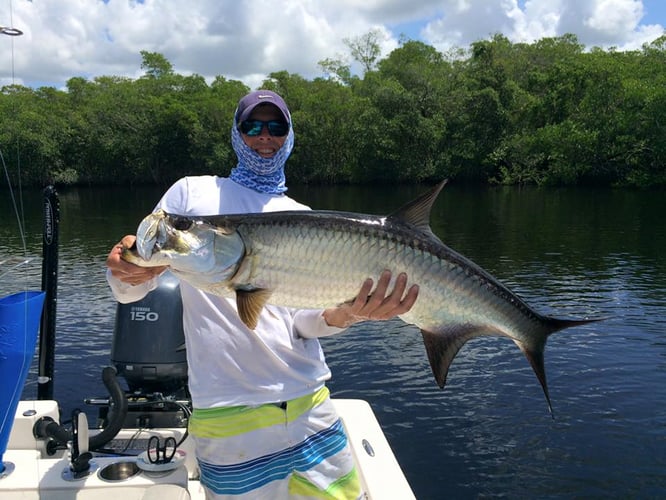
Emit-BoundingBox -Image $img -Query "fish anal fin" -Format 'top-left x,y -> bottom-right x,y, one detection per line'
236,288 -> 273,330
420,323 -> 485,389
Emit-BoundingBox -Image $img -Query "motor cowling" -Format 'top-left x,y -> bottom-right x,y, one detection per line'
111,271 -> 188,395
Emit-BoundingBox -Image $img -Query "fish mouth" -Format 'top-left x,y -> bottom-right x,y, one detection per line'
136,212 -> 166,260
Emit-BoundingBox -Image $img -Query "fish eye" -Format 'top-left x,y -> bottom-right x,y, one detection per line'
171,217 -> 193,231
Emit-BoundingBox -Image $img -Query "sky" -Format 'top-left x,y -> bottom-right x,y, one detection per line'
0,0 -> 664,90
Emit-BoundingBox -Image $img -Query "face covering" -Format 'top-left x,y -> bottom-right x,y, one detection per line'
228,123 -> 294,194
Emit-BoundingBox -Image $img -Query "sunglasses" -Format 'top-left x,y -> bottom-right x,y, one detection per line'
239,120 -> 289,137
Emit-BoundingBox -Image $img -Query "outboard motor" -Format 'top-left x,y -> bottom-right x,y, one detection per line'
111,271 -> 188,395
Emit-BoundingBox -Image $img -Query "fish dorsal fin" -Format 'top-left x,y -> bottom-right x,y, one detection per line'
387,180 -> 448,234
236,288 -> 273,330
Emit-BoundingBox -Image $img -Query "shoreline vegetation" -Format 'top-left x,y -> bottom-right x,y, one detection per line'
1,33 -> 666,188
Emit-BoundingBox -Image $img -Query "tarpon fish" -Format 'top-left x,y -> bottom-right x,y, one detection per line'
122,181 -> 600,414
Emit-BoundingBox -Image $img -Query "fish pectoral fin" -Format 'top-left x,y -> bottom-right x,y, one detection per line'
236,288 -> 273,330
421,324 -> 492,389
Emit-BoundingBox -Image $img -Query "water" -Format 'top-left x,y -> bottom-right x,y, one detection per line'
1,183 -> 665,498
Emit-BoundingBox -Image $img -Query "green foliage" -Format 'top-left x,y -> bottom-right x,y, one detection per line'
344,29 -> 383,74
2,33 -> 666,187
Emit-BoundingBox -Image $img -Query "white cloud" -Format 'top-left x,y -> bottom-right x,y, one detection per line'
0,0 -> 663,89
558,0 -> 645,45
585,0 -> 643,34
422,0 -> 523,51
511,0 -> 562,41
422,0 -> 663,52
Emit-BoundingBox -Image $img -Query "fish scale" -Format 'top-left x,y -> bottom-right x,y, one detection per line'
124,181 -> 602,415
236,215 -> 514,335
238,218 -> 422,307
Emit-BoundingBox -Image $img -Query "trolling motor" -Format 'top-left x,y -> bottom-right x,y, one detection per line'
31,187 -> 131,455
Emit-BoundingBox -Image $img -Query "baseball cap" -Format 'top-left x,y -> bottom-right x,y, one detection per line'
235,90 -> 291,124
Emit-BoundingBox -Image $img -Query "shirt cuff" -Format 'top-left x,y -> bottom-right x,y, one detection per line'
293,308 -> 346,338
106,268 -> 158,304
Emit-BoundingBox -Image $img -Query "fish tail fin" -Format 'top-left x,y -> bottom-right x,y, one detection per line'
521,316 -> 606,417
544,316 -> 606,333
516,342 -> 552,415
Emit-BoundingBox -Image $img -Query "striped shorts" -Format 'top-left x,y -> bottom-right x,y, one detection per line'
188,387 -> 363,499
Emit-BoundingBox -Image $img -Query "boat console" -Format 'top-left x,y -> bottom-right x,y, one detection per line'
2,400 -> 195,499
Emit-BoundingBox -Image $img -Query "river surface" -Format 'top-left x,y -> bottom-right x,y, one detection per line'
1,183 -> 665,499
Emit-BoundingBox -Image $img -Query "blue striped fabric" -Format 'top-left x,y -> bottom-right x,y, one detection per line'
199,419 -> 348,495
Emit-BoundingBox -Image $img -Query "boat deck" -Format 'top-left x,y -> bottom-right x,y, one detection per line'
1,399 -> 415,499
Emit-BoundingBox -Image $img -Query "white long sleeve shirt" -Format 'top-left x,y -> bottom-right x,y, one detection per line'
107,176 -> 344,408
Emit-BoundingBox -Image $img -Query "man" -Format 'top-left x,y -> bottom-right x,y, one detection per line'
106,90 -> 418,499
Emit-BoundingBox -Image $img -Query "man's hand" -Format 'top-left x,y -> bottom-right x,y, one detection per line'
322,270 -> 419,329
106,235 -> 167,285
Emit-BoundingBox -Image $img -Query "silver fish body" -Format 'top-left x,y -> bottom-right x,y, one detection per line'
124,181 -> 600,414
